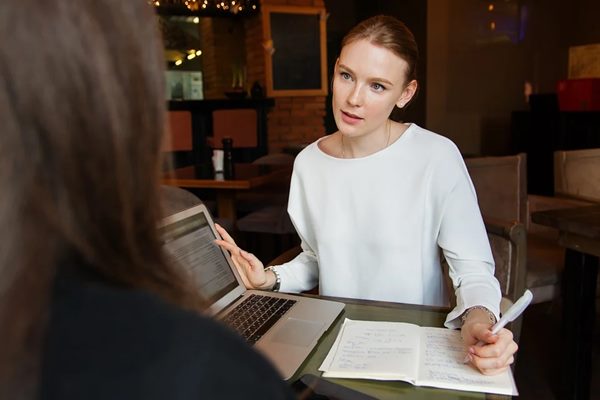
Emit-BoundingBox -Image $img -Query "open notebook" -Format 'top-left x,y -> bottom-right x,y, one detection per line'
319,319 -> 518,396
159,204 -> 344,380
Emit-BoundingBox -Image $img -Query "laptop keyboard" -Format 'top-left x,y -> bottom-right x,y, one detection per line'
222,294 -> 296,345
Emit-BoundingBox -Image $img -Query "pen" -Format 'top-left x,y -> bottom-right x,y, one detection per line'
463,289 -> 533,363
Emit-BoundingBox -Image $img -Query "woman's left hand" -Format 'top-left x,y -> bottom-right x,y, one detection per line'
461,315 -> 519,375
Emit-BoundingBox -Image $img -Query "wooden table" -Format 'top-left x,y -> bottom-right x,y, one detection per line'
291,296 -> 511,400
531,205 -> 600,400
162,164 -> 291,222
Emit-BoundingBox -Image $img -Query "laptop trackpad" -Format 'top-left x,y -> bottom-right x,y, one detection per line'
272,318 -> 324,347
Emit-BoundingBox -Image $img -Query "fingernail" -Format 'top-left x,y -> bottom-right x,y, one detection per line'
463,354 -> 471,364
469,347 -> 475,354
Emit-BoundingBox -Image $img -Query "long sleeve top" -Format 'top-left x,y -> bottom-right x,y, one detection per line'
275,123 -> 501,328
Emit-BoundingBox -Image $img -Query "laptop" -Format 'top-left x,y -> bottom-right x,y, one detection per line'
159,204 -> 345,380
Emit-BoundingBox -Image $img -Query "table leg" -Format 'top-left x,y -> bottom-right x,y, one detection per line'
561,249 -> 598,400
215,191 -> 236,223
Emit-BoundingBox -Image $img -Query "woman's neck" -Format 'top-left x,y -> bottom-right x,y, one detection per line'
340,120 -> 395,159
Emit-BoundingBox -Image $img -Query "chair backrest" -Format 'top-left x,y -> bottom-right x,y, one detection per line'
163,111 -> 193,152
464,153 -> 528,225
212,109 -> 258,148
554,148 -> 600,202
485,218 -> 527,343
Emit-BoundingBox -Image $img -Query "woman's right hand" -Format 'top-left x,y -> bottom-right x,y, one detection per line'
214,223 -> 274,290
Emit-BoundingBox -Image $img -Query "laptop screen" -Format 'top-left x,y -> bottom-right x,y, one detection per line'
161,210 -> 237,304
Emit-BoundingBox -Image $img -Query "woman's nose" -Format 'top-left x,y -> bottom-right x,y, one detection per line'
346,84 -> 363,107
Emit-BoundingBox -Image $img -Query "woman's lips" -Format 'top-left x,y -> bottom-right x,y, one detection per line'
340,110 -> 363,125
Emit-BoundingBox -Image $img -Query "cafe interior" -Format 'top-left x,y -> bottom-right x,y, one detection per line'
158,0 -> 600,398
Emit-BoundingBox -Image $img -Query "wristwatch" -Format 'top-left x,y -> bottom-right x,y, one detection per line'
265,266 -> 281,292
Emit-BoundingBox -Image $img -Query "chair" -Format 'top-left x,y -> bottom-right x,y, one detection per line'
554,148 -> 600,202
442,217 -> 527,342
483,218 -> 527,343
464,153 -> 565,304
206,108 -> 261,163
207,109 -> 258,149
162,111 -> 194,170
236,153 -> 298,262
464,153 -> 528,224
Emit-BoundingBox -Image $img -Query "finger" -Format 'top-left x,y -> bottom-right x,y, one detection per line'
218,246 -> 254,288
471,354 -> 514,375
214,239 -> 240,256
471,330 -> 514,359
233,261 -> 253,288
479,364 -> 510,376
215,223 -> 237,245
239,250 -> 264,270
470,341 -> 517,373
216,241 -> 261,272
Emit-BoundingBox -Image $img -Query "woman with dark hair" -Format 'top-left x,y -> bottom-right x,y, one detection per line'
0,0 -> 293,399
217,15 -> 518,376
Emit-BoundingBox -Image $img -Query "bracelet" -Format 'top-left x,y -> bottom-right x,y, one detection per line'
264,266 -> 281,292
461,306 -> 496,326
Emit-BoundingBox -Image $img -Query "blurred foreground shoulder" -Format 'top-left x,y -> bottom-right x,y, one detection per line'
41,269 -> 294,400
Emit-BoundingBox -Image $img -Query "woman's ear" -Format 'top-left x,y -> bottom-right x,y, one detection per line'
396,80 -> 418,108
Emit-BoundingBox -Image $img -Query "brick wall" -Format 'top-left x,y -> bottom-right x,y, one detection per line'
199,19 -> 219,99
246,0 -> 328,153
201,18 -> 247,99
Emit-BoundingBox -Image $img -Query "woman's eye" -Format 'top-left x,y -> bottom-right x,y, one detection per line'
371,83 -> 385,91
340,72 -> 351,80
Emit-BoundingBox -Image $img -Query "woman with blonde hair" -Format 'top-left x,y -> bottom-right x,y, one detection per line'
217,15 -> 518,376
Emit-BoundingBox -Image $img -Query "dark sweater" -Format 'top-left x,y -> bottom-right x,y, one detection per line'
41,268 -> 295,399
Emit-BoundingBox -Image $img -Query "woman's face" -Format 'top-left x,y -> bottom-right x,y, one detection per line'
332,39 -> 416,139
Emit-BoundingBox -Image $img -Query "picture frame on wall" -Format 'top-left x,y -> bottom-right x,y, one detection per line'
262,5 -> 327,97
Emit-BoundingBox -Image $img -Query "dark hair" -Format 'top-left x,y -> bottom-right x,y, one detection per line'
0,0 -> 200,396
341,15 -> 419,84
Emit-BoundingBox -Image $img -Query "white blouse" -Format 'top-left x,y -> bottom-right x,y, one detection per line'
276,123 -> 501,328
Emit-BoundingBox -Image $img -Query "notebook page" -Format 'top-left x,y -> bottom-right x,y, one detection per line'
319,319 -> 420,381
416,327 -> 518,396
